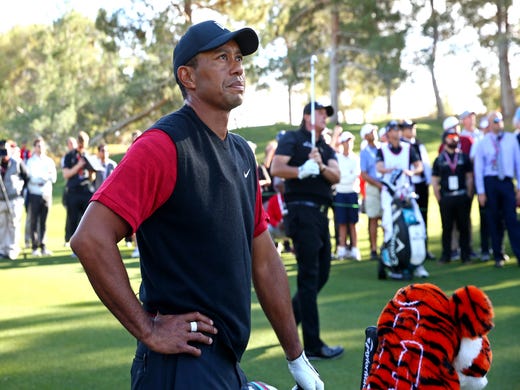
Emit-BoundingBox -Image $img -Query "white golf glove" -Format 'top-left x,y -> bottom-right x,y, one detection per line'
288,352 -> 324,390
298,160 -> 320,179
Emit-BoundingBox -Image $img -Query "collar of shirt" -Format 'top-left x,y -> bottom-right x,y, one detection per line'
389,144 -> 402,154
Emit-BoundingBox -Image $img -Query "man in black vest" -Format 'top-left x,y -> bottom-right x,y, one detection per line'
71,21 -> 322,389
271,102 -> 343,360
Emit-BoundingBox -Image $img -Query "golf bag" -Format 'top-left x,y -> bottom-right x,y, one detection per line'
379,170 -> 426,280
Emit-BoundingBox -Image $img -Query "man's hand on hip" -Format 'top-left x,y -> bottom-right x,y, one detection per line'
144,311 -> 217,356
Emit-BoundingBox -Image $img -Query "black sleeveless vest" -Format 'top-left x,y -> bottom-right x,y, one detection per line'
137,105 -> 257,359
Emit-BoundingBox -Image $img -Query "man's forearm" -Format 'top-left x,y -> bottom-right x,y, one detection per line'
252,232 -> 302,360
361,172 -> 381,188
254,264 -> 302,360
319,162 -> 340,184
270,164 -> 299,179
71,204 -> 153,344
77,239 -> 152,341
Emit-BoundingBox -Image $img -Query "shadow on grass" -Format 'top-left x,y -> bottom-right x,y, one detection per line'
0,249 -> 141,271
0,301 -> 134,389
1,246 -> 519,388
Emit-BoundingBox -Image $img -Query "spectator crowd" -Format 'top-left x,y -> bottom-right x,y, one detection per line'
0,134 -> 129,260
2,107 -> 520,271
259,106 -> 520,272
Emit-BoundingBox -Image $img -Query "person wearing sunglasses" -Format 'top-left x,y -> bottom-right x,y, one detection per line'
432,129 -> 473,264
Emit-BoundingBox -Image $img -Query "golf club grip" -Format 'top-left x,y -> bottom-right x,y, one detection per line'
360,326 -> 378,389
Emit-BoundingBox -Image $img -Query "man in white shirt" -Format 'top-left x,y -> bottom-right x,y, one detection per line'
334,131 -> 361,260
26,137 -> 57,256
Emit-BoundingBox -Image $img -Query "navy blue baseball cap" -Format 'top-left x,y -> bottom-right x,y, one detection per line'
303,102 -> 334,117
385,120 -> 400,133
399,119 -> 416,128
173,20 -> 259,83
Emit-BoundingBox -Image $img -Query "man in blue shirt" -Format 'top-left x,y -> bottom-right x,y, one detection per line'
474,110 -> 520,267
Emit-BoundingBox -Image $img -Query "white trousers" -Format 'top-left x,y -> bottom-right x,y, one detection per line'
0,197 -> 24,259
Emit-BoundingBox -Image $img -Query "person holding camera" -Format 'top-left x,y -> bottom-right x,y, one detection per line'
62,131 -> 95,247
0,139 -> 29,260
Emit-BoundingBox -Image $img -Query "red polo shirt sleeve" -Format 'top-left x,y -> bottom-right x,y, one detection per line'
92,129 -> 268,236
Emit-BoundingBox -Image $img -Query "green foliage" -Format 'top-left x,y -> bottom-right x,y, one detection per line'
0,5 -> 184,154
0,0 -> 518,157
0,13 -> 124,150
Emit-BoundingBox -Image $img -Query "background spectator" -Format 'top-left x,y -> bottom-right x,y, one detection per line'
26,137 -> 57,256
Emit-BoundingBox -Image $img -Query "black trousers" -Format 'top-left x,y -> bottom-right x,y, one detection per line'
286,204 -> 331,352
65,188 -> 92,242
131,336 -> 248,389
28,193 -> 50,250
414,181 -> 429,229
439,194 -> 471,261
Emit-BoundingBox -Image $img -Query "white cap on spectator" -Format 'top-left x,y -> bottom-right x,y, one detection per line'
442,116 -> 459,130
339,131 -> 355,143
360,123 -> 377,138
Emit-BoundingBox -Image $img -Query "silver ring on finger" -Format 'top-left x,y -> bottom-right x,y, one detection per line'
190,321 -> 197,332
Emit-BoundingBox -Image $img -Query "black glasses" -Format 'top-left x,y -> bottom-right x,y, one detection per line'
493,117 -> 502,123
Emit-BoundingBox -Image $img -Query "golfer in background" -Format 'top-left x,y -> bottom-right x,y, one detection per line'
71,20 -> 322,389
270,102 -> 344,361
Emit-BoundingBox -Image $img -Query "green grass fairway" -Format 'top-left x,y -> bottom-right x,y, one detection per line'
1,200 -> 519,389
0,239 -> 520,389
1,120 -> 520,389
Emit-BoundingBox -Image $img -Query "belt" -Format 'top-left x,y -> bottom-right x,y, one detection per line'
287,201 -> 328,213
442,189 -> 467,197
485,176 -> 512,182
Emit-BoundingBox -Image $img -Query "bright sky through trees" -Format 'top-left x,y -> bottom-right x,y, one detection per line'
2,0 -> 519,126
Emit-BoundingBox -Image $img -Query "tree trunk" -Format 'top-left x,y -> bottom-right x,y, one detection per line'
288,84 -> 293,125
386,85 -> 392,115
496,2 -> 516,123
429,0 -> 444,120
90,98 -> 169,145
430,64 -> 444,120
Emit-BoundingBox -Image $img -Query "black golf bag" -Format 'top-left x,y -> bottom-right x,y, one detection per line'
379,170 -> 426,280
